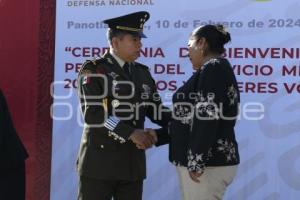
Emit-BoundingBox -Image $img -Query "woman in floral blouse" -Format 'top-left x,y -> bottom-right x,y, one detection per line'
167,24 -> 240,200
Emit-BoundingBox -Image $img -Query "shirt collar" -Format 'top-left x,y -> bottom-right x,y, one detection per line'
110,49 -> 126,68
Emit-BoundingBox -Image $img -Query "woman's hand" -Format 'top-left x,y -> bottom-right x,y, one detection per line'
189,170 -> 203,183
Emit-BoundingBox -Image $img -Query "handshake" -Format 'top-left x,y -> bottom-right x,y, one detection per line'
128,129 -> 157,150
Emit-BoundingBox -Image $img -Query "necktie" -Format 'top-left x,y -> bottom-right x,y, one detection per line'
123,62 -> 131,78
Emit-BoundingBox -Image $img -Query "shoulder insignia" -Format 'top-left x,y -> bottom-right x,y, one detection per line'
92,56 -> 105,65
79,60 -> 94,75
96,68 -> 105,74
80,57 -> 106,72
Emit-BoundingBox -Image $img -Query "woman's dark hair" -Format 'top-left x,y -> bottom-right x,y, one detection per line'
192,24 -> 231,54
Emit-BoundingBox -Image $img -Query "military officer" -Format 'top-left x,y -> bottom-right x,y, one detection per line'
76,11 -> 171,200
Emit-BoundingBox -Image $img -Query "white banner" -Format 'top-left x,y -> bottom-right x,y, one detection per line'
51,0 -> 300,199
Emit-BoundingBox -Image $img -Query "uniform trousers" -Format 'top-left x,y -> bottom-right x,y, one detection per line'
78,175 -> 143,200
176,165 -> 238,200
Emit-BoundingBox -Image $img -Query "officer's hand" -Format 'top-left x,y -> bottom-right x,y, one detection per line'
129,129 -> 155,149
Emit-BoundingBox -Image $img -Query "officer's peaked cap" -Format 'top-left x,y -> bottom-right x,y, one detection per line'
103,11 -> 150,38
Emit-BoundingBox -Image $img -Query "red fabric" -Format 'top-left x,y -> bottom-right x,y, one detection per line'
0,0 -> 54,199
96,68 -> 106,74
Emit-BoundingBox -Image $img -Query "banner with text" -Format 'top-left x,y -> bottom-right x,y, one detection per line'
52,0 -> 300,199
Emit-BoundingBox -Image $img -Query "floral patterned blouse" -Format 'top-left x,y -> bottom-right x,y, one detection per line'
169,57 -> 240,173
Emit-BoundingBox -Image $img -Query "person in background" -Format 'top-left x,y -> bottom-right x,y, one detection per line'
76,11 -> 171,200
0,89 -> 28,200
